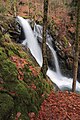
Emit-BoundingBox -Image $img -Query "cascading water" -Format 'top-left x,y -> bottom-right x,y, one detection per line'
17,16 -> 42,67
34,23 -> 61,76
47,44 -> 61,76
34,23 -> 53,46
18,16 -> 80,92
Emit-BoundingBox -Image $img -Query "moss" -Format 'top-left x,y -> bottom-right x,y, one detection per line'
0,47 -> 7,60
23,65 -> 33,84
13,43 -> 22,51
0,93 -> 14,120
35,76 -> 52,97
0,31 -> 2,39
3,41 -> 21,57
3,81 -> 18,92
11,47 -> 21,57
0,60 -> 53,120
0,59 -> 18,82
63,36 -> 69,47
9,81 -> 38,120
2,22 -> 9,30
2,83 -> 37,119
0,33 -> 12,48
28,89 -> 39,112
8,50 -> 15,56
4,34 -> 12,42
19,51 -> 28,58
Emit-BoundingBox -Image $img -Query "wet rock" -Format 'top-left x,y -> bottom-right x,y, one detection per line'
0,15 -> 21,42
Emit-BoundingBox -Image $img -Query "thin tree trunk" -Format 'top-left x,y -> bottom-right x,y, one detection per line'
13,0 -> 17,17
41,0 -> 48,78
72,0 -> 80,92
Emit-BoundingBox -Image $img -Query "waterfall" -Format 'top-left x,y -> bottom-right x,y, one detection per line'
17,16 -> 42,67
47,44 -> 61,76
34,23 -> 53,46
17,16 -> 80,92
34,23 -> 61,76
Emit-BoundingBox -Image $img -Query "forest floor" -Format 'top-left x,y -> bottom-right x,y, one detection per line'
35,91 -> 80,120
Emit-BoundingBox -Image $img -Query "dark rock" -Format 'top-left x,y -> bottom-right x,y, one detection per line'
0,15 -> 21,42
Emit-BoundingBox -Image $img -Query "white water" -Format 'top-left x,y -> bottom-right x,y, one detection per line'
34,23 -> 61,76
34,23 -> 53,46
18,16 -> 80,92
47,44 -> 61,76
17,16 -> 42,66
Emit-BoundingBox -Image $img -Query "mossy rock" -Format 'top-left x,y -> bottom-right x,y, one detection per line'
0,59 -> 18,82
0,23 -> 54,120
4,34 -> 12,42
0,47 -> 7,60
3,42 -> 21,57
19,51 -> 28,58
23,65 -> 33,84
63,36 -> 69,47
7,50 -> 14,57
8,81 -> 39,120
0,93 -> 14,120
14,81 -> 39,111
34,75 -> 53,97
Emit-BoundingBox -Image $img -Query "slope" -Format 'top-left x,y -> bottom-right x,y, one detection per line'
0,16 -> 53,120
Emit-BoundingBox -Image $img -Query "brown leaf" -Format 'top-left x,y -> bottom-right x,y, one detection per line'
15,112 -> 21,120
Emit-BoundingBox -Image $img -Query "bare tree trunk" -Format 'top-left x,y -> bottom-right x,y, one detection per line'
72,0 -> 80,92
41,0 -> 48,78
13,0 -> 17,17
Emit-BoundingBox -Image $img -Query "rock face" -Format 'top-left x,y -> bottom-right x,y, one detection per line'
54,39 -> 73,78
48,23 -> 80,82
48,22 -> 74,78
0,15 -> 21,42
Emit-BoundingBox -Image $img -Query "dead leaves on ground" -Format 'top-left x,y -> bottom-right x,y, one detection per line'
11,56 -> 38,81
15,112 -> 21,120
37,91 -> 80,120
